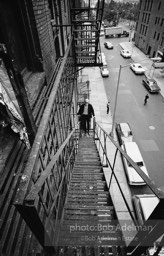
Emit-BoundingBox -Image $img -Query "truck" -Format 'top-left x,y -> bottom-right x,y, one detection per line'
104,26 -> 129,38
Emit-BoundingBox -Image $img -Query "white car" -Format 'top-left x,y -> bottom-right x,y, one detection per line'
130,63 -> 145,74
100,66 -> 109,77
98,52 -> 107,66
115,122 -> 133,145
120,50 -> 131,58
133,194 -> 159,225
121,142 -> 149,185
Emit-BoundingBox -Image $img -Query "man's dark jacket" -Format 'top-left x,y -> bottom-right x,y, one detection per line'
78,103 -> 95,118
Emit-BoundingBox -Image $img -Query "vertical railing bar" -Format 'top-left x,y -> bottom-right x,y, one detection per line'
43,134 -> 51,163
108,148 -> 119,189
48,120 -> 56,153
46,175 -> 54,203
95,123 -> 136,223
38,190 -> 49,216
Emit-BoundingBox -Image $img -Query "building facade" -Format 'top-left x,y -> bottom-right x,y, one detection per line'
134,0 -> 164,59
0,0 -> 104,255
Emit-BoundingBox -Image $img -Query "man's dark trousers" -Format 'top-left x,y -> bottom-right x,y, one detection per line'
81,115 -> 90,134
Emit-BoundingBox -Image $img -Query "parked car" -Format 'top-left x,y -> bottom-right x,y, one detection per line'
100,66 -> 109,77
120,50 -> 131,58
98,52 -> 107,66
104,42 -> 114,49
130,63 -> 145,75
142,74 -> 161,93
116,122 -> 133,146
132,194 -> 159,225
121,142 -> 149,186
100,30 -> 105,36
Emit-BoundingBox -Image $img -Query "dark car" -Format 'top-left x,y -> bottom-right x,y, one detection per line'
104,42 -> 113,49
115,122 -> 133,146
142,74 -> 161,93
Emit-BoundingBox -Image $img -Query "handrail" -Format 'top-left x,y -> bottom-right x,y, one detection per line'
94,120 -> 164,254
95,121 -> 164,199
25,121 -> 80,202
94,122 -> 136,223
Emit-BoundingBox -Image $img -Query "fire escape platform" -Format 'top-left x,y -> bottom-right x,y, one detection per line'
71,1 -> 104,67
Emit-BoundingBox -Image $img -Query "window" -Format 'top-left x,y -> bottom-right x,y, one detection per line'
158,1 -> 161,10
142,25 -> 145,35
155,17 -> 157,25
150,0 -> 153,11
63,0 -> 66,13
157,33 -> 160,41
145,26 -> 148,36
161,18 -> 164,26
153,31 -> 156,39
147,14 -> 150,24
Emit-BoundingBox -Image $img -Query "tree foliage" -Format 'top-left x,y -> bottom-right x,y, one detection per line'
103,1 -> 139,26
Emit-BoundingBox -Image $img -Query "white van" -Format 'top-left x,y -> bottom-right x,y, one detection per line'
121,142 -> 149,185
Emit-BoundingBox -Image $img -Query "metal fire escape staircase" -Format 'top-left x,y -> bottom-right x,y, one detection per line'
71,0 -> 104,67
57,136 -> 123,255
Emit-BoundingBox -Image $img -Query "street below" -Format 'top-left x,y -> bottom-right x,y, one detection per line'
100,35 -> 164,191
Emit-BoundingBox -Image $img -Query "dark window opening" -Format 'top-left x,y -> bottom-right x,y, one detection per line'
158,1 -> 161,10
157,33 -> 160,41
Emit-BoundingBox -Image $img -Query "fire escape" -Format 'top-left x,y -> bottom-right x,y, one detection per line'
71,0 -> 104,67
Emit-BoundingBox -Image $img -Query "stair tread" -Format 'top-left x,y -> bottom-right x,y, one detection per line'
64,205 -> 114,209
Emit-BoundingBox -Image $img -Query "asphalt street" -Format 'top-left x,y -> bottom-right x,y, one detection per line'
100,35 -> 164,189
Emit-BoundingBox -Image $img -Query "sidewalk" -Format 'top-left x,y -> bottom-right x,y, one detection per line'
120,41 -> 164,98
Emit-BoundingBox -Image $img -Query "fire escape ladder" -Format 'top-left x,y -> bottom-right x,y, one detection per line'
71,0 -> 105,67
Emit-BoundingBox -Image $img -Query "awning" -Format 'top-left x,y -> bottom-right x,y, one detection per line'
0,80 -> 30,148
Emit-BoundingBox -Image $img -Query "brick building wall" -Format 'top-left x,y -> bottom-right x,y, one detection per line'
32,0 -> 56,84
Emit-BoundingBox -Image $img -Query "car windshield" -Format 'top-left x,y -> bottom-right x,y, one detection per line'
138,65 -> 142,68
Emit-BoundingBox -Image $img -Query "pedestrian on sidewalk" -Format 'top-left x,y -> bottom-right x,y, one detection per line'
144,94 -> 149,105
77,98 -> 95,136
107,100 -> 110,114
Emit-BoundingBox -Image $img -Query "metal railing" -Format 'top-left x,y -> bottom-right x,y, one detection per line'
15,122 -> 80,253
94,121 -> 164,256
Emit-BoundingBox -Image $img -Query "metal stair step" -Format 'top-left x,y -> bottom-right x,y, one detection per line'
74,163 -> 101,167
67,193 -> 109,198
66,190 -> 108,195
73,168 -> 102,172
63,214 -> 115,220
64,205 -> 114,210
70,179 -> 105,183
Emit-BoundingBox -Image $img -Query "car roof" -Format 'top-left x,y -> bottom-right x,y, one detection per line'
119,122 -> 131,132
133,63 -> 141,66
136,194 -> 159,220
123,142 -> 143,162
122,50 -> 129,53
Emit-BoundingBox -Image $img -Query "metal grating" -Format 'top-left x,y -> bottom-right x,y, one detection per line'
71,0 -> 105,67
